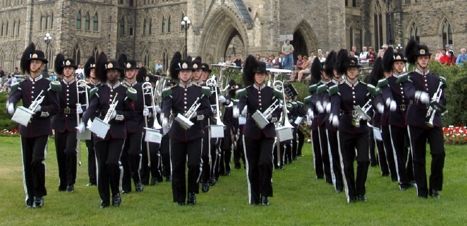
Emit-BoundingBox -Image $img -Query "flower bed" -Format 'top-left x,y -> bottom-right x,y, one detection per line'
443,126 -> 467,145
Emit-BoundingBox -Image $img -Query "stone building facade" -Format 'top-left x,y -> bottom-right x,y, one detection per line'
0,0 -> 466,73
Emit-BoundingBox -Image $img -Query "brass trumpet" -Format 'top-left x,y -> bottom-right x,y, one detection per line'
174,96 -> 203,130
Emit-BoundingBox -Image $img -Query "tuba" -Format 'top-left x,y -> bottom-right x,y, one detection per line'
273,80 -> 294,142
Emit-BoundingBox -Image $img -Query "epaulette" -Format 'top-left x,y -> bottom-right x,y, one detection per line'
126,87 -> 138,101
328,84 -> 339,96
316,84 -> 327,94
89,87 -> 99,98
303,95 -> 312,105
377,78 -> 388,88
50,80 -> 62,92
236,87 -> 247,98
162,87 -> 172,99
396,73 -> 410,84
439,76 -> 447,84
367,84 -> 381,97
309,84 -> 318,95
10,82 -> 20,93
359,80 -> 367,85
273,88 -> 283,99
201,86 -> 211,96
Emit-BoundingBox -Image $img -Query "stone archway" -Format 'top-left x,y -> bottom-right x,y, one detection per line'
198,6 -> 249,64
293,20 -> 318,57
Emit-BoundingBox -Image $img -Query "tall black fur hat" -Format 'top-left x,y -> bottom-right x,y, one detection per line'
169,52 -> 183,80
243,55 -> 258,86
324,51 -> 337,78
54,53 -> 65,75
367,57 -> 384,86
84,56 -> 96,78
20,43 -> 48,74
335,49 -> 349,75
405,38 -> 432,64
310,57 -> 322,85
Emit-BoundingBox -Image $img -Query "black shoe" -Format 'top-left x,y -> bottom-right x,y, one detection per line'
201,183 -> 210,193
430,189 -> 440,199
187,192 -> 196,205
347,196 -> 358,204
135,183 -> 144,192
357,195 -> 367,202
209,178 -> 217,186
58,185 -> 66,192
112,194 -> 122,207
250,193 -> 260,205
66,185 -> 74,192
417,190 -> 429,199
234,163 -> 241,169
261,196 -> 269,206
100,201 -> 110,208
177,201 -> 185,206
150,177 -> 157,186
399,183 -> 412,191
25,198 -> 34,208
34,197 -> 44,208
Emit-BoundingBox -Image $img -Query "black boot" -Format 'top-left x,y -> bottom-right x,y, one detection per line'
187,192 -> 196,205
66,185 -> 74,192
25,198 -> 34,208
250,192 -> 260,205
135,183 -> 144,192
34,197 -> 44,208
261,195 -> 269,206
112,194 -> 122,207
100,200 -> 110,208
201,183 -> 210,193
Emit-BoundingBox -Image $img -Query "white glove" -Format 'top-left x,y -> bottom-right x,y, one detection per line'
40,111 -> 49,118
218,95 -> 227,104
110,111 -> 117,120
87,120 -> 93,128
7,103 -> 14,115
143,107 -> 150,117
389,100 -> 397,112
415,91 -> 430,104
154,105 -> 161,114
34,105 -> 42,113
232,106 -> 239,118
76,104 -> 83,114
376,103 -> 384,114
76,122 -> 85,133
385,98 -> 392,108
325,102 -> 331,113
331,115 -> 339,127
316,101 -> 324,113
241,106 -> 248,116
115,114 -> 124,121
161,116 -> 168,128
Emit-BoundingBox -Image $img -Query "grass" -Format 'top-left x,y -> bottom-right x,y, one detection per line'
0,136 -> 466,226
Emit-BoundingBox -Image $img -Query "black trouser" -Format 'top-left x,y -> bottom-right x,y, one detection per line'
326,129 -> 343,191
273,141 -> 286,168
233,132 -> 245,168
21,135 -> 48,200
219,128 -> 232,175
200,132 -> 211,184
339,130 -> 370,200
170,138 -> 203,203
85,138 -> 97,184
55,131 -> 78,187
318,126 -> 332,183
161,134 -> 171,179
408,126 -> 445,197
296,129 -> 305,157
382,125 -> 398,181
368,128 -> 378,165
370,130 -> 389,176
122,132 -> 143,192
211,138 -> 221,181
141,141 -> 162,185
389,125 -> 412,186
311,128 -> 323,179
244,136 -> 274,202
95,139 -> 124,204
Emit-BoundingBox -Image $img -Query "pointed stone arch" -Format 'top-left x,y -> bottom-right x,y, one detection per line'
293,20 -> 318,56
198,6 -> 249,64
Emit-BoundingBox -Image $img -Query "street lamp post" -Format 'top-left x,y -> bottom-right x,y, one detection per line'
180,16 -> 191,59
43,33 -> 52,77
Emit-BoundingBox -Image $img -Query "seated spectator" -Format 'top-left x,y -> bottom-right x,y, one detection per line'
435,49 -> 445,62
440,50 -> 456,65
368,47 -> 376,65
290,56 -> 311,82
296,55 -> 304,70
456,48 -> 466,66
359,46 -> 369,64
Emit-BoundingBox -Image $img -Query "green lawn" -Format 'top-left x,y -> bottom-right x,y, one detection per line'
0,136 -> 466,226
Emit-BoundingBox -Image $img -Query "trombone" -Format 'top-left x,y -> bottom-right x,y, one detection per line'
273,80 -> 294,141
76,79 -> 90,166
206,75 -> 225,138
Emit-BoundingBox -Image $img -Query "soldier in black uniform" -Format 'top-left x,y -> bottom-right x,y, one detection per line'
7,43 -> 59,208
330,49 -> 371,203
306,71 -> 323,180
79,53 -> 132,208
83,56 -> 99,186
120,58 -> 145,193
237,55 -> 282,206
52,55 -> 82,192
161,53 -> 212,205
382,48 -> 414,190
404,39 -> 446,198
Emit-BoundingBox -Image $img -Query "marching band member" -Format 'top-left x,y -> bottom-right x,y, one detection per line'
237,55 -> 282,205
79,53 -> 132,208
404,39 -> 446,198
8,43 -> 59,207
161,53 -> 212,205
330,49 -> 371,203
323,51 -> 344,192
382,48 -> 414,190
120,57 -> 145,193
52,55 -> 82,192
83,56 -> 100,186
